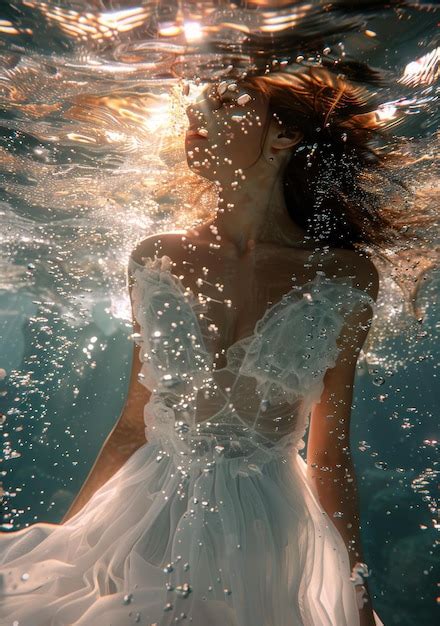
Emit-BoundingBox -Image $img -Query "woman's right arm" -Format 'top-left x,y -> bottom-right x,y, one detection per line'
61,356 -> 150,523
61,274 -> 150,524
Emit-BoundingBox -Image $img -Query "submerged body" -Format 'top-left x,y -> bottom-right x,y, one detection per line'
0,231 -> 384,625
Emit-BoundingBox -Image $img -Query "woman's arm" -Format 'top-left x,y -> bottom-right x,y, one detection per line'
307,429 -> 377,626
307,349 -> 367,571
62,261 -> 151,524
61,419 -> 146,523
307,254 -> 379,624
61,347 -> 150,523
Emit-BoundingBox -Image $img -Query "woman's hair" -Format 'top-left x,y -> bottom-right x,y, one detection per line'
237,67 -> 433,254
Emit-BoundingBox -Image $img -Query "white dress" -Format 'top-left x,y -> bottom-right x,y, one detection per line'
0,254 -> 385,626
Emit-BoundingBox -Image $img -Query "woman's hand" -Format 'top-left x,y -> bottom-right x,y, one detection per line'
357,583 -> 379,626
359,607 -> 378,626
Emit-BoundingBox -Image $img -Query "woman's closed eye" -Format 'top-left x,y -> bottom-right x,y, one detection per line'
208,92 -> 237,111
209,99 -> 229,111
219,99 -> 237,109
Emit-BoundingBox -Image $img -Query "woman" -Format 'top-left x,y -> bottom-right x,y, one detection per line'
0,67 -> 401,625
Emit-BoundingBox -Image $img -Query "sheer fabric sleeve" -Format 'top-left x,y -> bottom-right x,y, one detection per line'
238,273 -> 376,407
127,255 -> 213,395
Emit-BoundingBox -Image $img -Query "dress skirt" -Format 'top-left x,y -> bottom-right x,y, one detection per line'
0,439 -> 384,626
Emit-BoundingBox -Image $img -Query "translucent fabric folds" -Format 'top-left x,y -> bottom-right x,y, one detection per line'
0,254 -> 384,626
237,270 -> 376,407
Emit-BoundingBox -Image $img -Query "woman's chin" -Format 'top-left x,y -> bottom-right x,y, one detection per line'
186,158 -> 213,181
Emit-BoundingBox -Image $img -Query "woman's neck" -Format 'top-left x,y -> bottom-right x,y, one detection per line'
199,174 -> 314,255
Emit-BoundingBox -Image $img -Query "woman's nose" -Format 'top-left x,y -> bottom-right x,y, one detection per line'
186,104 -> 205,128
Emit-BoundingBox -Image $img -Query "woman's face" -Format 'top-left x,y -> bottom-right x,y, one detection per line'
184,81 -> 272,183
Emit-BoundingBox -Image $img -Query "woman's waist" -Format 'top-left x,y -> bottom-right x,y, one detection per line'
147,423 -> 304,479
144,395 -> 307,469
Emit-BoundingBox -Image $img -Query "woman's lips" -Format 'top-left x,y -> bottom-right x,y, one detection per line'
186,129 -> 208,139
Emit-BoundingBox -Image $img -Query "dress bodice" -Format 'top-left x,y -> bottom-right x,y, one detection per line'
127,254 -> 375,473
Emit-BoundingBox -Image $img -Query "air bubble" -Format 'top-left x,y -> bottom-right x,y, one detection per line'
374,461 -> 388,470
174,421 -> 190,434
237,93 -> 252,106
175,583 -> 192,598
161,374 -> 182,388
260,399 -> 269,412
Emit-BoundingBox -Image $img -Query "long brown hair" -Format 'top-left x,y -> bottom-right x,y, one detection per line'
238,67 -> 430,252
235,67 -> 438,321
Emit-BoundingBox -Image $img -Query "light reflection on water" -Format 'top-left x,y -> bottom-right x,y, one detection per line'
0,2 -> 438,623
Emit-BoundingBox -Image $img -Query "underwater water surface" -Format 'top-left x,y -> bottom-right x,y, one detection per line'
0,2 -> 438,625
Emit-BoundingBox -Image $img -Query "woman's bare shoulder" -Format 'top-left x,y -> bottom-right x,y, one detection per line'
130,230 -> 188,265
321,247 -> 380,301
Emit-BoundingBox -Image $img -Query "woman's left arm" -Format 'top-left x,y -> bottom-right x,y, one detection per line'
306,319 -> 371,570
306,254 -> 379,623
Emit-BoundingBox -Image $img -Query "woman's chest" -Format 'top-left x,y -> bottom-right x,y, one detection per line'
166,244 -> 321,369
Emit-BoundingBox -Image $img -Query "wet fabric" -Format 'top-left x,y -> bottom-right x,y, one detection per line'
0,254 -> 384,626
